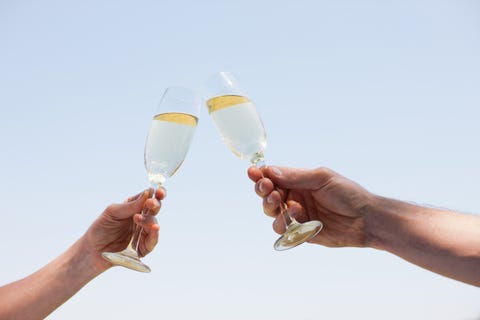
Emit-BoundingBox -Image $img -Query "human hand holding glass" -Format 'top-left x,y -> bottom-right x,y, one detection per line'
204,72 -> 323,250
102,87 -> 200,272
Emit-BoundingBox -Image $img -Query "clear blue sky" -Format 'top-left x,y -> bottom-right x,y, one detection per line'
1,1 -> 479,319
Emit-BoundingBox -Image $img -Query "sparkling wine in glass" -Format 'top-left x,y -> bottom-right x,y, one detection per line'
102,86 -> 200,272
204,72 -> 323,250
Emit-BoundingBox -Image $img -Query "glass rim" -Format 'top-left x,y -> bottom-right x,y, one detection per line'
202,71 -> 247,100
156,86 -> 201,116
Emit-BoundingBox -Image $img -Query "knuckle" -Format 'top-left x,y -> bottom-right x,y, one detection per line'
312,166 -> 335,187
103,204 -> 116,216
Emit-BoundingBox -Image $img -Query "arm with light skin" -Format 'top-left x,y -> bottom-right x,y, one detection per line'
248,166 -> 480,287
0,188 -> 165,320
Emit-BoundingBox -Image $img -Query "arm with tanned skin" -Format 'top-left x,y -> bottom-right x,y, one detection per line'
248,165 -> 480,287
0,188 -> 165,320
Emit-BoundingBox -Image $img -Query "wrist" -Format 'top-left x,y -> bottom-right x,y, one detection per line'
363,195 -> 425,252
74,234 -> 112,276
363,195 -> 405,251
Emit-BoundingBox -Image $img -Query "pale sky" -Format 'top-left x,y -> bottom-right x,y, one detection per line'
1,1 -> 479,319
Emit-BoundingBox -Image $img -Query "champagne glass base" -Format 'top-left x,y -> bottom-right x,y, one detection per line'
102,251 -> 151,273
273,220 -> 323,251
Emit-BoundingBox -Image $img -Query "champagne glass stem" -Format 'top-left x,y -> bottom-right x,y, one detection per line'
251,157 -> 294,228
278,201 -> 294,227
130,186 -> 158,254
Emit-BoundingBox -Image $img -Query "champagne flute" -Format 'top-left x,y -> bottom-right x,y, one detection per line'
102,86 -> 200,272
204,72 -> 323,250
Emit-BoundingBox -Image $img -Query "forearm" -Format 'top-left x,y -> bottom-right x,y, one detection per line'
0,237 -> 105,320
365,196 -> 480,286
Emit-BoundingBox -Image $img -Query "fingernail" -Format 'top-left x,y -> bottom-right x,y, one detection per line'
271,166 -> 282,176
267,195 -> 274,204
259,181 -> 266,193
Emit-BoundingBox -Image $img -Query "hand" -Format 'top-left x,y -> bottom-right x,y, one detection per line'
248,166 -> 373,248
84,188 -> 166,271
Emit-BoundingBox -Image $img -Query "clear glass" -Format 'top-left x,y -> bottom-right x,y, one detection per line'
102,86 -> 200,272
203,72 -> 323,250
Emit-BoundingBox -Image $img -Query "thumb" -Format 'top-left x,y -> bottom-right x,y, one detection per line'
263,166 -> 335,190
109,189 -> 149,219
